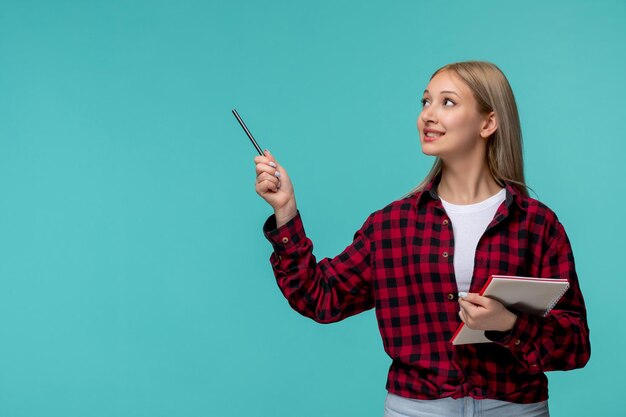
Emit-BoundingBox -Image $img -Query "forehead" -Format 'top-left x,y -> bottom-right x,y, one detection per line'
424,70 -> 471,97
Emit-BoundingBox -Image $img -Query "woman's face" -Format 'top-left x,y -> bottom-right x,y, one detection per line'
418,70 -> 492,161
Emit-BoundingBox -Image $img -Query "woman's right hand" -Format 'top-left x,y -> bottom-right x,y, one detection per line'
254,150 -> 298,227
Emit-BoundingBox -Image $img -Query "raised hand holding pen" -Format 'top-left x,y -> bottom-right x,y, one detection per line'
231,108 -> 298,228
254,150 -> 298,228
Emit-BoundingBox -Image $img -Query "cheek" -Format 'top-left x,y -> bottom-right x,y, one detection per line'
444,112 -> 479,136
442,112 -> 464,130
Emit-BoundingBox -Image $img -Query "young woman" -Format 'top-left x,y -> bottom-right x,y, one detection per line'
253,61 -> 590,417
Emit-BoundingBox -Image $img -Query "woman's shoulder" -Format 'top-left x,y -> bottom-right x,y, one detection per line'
516,192 -> 561,221
372,194 -> 418,215
513,191 -> 567,240
361,195 -> 420,229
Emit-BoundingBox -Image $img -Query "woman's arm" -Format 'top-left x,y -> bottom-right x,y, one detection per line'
481,223 -> 591,373
255,150 -> 375,323
264,211 -> 375,323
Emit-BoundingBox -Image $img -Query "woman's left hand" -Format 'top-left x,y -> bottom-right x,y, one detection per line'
458,293 -> 517,332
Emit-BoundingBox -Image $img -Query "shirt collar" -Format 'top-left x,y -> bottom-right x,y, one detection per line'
413,175 -> 527,212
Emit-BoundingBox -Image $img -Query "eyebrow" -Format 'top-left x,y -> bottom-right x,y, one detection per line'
423,89 -> 462,98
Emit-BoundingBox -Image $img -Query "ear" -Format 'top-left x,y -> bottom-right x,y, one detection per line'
480,111 -> 498,139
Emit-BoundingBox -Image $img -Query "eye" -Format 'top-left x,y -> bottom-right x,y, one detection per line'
443,98 -> 456,107
421,98 -> 430,107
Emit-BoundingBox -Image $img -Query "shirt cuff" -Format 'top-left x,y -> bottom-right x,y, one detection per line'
263,210 -> 307,256
484,313 -> 538,352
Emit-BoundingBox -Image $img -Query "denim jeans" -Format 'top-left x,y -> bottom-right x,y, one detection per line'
384,393 -> 549,417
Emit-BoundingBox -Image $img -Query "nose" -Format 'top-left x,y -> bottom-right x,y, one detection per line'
420,104 -> 437,124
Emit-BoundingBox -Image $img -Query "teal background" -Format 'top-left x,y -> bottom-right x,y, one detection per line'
0,0 -> 624,416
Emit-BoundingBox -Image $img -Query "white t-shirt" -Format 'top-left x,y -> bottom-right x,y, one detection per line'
440,188 -> 506,293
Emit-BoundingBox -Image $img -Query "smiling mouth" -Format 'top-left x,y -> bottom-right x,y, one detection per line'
424,132 -> 444,142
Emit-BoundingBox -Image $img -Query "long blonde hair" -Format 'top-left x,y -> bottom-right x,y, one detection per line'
408,61 -> 529,198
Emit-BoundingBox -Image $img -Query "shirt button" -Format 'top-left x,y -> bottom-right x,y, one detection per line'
447,293 -> 455,300
442,251 -> 449,258
443,219 -> 449,225
281,237 -> 289,244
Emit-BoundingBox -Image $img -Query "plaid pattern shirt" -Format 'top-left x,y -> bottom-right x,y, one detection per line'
263,179 -> 590,404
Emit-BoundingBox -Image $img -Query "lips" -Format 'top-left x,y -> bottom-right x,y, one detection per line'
423,129 -> 445,142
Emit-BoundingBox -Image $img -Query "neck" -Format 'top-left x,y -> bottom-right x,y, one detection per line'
437,160 -> 502,204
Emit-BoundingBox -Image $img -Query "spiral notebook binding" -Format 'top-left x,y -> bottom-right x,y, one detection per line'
543,282 -> 570,316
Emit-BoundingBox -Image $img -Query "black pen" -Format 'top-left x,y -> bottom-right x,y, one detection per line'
232,109 -> 264,156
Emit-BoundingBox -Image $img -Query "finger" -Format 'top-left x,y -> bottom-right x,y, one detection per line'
264,150 -> 279,168
256,163 -> 282,178
459,300 -> 472,314
461,293 -> 485,306
256,178 -> 279,193
458,298 -> 473,308
458,299 -> 479,318
254,155 -> 273,166
256,172 -> 280,186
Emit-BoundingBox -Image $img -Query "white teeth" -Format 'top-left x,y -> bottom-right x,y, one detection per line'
426,132 -> 443,137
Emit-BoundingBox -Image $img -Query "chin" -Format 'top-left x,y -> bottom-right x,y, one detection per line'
420,143 -> 441,157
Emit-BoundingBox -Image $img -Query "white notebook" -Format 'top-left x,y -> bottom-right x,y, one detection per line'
451,275 -> 570,345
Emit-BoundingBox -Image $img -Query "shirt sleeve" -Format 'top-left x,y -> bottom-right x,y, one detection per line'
263,210 -> 374,323
485,222 -> 591,373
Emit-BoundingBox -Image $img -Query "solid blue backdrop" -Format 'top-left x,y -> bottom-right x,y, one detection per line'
0,0 -> 624,416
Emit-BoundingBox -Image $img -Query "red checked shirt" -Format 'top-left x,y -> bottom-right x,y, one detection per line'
263,179 -> 590,404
